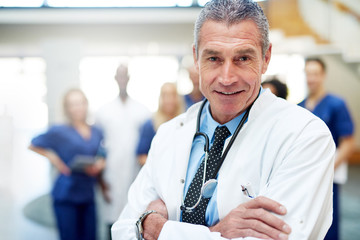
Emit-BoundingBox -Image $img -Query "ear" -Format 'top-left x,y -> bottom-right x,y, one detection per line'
261,43 -> 272,74
192,44 -> 199,73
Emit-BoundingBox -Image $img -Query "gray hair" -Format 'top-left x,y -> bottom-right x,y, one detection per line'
194,0 -> 269,59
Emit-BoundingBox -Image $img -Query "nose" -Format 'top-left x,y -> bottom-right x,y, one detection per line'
218,61 -> 237,86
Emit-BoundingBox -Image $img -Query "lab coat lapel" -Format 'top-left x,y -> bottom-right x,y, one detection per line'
170,106 -> 198,221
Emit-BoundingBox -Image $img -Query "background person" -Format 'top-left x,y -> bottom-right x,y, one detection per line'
136,82 -> 184,166
95,64 -> 150,240
112,1 -> 335,239
261,78 -> 288,99
299,57 -> 355,240
29,88 -> 105,240
183,65 -> 204,109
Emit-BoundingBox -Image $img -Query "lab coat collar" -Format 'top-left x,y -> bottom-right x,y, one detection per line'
248,89 -> 277,122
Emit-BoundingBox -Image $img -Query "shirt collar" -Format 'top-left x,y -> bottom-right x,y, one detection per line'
200,86 -> 264,143
200,102 -> 245,143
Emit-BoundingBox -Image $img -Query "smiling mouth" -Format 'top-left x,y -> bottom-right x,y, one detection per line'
217,90 -> 242,95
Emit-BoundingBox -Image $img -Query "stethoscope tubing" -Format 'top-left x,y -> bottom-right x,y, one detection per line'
181,95 -> 257,213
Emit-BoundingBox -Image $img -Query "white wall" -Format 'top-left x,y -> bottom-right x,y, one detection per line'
0,8 -> 359,145
0,9 -> 198,123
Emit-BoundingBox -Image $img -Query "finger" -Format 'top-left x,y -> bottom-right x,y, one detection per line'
61,166 -> 71,175
223,226 -> 273,240
240,218 -> 289,240
237,228 -> 273,240
243,208 -> 291,234
245,196 -> 287,215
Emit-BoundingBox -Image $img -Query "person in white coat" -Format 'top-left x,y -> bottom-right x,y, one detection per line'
96,64 -> 150,239
112,1 -> 335,239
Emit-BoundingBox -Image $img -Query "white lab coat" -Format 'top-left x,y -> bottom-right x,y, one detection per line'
96,97 -> 150,223
112,90 -> 335,240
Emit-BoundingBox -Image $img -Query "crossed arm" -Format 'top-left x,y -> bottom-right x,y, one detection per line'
142,197 -> 291,240
112,113 -> 335,240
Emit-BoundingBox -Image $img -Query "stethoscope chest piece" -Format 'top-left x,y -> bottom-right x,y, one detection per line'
201,179 -> 218,198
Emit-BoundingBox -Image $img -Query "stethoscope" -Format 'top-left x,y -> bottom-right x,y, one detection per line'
180,98 -> 255,213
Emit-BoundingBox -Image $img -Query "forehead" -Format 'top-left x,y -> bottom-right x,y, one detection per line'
116,66 -> 128,77
198,20 -> 262,53
67,91 -> 84,100
305,61 -> 324,72
161,84 -> 176,92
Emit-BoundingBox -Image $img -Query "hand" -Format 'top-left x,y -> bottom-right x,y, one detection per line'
99,178 -> 111,203
142,199 -> 168,240
56,161 -> 71,176
85,158 -> 105,177
138,154 -> 148,166
210,196 -> 291,240
146,199 -> 168,219
49,153 -> 71,176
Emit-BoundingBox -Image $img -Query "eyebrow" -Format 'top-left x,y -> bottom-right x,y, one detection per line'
234,48 -> 257,56
202,49 -> 221,56
202,48 -> 257,57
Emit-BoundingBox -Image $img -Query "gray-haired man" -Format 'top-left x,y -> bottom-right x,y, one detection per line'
112,1 -> 335,239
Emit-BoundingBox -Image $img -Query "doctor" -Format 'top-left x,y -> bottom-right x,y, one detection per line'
96,64 -> 150,239
112,0 -> 335,239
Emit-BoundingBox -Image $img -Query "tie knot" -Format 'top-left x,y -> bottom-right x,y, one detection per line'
213,126 -> 231,144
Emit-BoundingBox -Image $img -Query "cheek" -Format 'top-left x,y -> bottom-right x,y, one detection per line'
308,77 -> 319,85
198,69 -> 212,90
250,61 -> 263,77
239,66 -> 261,86
74,104 -> 87,114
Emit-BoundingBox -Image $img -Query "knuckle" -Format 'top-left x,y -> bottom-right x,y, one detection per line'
253,209 -> 265,218
255,195 -> 264,201
244,229 -> 254,236
237,218 -> 246,227
250,220 -> 259,229
253,196 -> 261,205
234,206 -> 246,215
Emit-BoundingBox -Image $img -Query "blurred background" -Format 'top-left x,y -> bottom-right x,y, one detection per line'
0,0 -> 359,239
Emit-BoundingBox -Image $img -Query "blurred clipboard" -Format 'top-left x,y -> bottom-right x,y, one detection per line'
70,155 -> 96,171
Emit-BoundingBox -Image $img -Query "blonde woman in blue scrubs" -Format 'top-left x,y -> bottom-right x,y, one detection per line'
29,89 -> 105,240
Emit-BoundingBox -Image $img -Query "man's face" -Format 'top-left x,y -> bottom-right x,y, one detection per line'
193,20 -> 271,124
305,61 -> 325,95
115,67 -> 129,90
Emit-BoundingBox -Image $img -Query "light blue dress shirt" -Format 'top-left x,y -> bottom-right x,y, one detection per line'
181,88 -> 263,226
181,101 -> 246,226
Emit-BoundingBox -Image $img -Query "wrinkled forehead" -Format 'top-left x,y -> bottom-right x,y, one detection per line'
197,20 -> 262,51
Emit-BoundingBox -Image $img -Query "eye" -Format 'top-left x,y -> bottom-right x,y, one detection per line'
208,56 -> 218,62
239,56 -> 249,61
